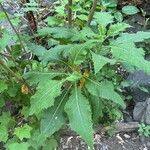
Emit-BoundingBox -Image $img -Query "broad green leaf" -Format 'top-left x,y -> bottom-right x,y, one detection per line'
38,27 -> 78,40
30,80 -> 63,115
0,80 -> 8,93
65,85 -> 93,148
91,52 -> 115,74
38,27 -> 96,42
40,88 -> 71,136
14,124 -> 32,140
8,142 -> 30,150
86,79 -> 125,107
0,125 -> 8,142
122,5 -> 139,15
107,23 -> 130,37
94,12 -> 114,27
24,71 -> 67,85
110,43 -> 150,73
115,31 -> 150,44
39,42 -> 97,65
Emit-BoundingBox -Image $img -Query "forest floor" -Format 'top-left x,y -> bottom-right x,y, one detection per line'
58,132 -> 146,150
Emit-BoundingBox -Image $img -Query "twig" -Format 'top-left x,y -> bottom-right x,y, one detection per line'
87,0 -> 98,26
0,3 -> 27,53
68,0 -> 72,27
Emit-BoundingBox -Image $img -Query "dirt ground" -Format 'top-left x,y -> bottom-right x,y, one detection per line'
58,132 -> 148,150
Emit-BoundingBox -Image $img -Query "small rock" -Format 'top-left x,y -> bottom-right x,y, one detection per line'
147,141 -> 150,148
140,136 -> 146,144
123,134 -> 130,139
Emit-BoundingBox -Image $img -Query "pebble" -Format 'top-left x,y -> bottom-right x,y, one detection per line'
123,134 -> 131,139
147,141 -> 150,147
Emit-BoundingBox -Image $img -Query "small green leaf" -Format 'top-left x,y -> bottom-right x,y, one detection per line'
114,11 -> 123,22
0,11 -> 6,20
45,16 -> 61,26
30,80 -> 63,115
122,5 -> 139,15
94,12 -> 114,27
0,32 -> 12,52
86,79 -> 125,108
0,112 -> 14,128
8,142 -> 30,150
138,86 -> 149,93
107,23 -> 131,36
14,124 -> 32,140
65,85 -> 93,148
0,80 -> 8,93
91,52 -> 115,74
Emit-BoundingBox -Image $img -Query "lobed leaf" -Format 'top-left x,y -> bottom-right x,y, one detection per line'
14,124 -> 32,141
107,23 -> 131,37
0,125 -> 8,142
111,43 -> 150,73
30,80 -> 63,115
24,71 -> 67,85
65,85 -> 93,148
115,31 -> 150,44
86,79 -> 125,108
40,87 -> 71,136
94,12 -> 114,27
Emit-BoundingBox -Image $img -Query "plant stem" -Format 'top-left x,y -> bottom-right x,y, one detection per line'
68,0 -> 72,27
0,3 -> 26,52
0,60 -> 23,83
87,0 -> 98,26
0,60 -> 33,94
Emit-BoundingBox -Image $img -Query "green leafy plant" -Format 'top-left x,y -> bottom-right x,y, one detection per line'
122,5 -> 140,15
138,123 -> 150,137
1,0 -> 150,149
